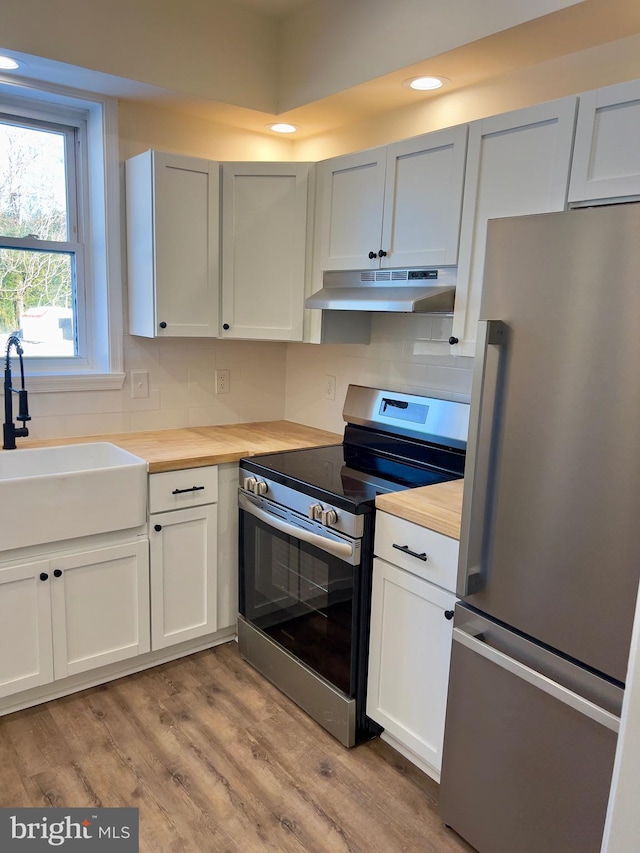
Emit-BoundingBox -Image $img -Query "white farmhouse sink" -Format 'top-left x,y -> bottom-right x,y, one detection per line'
0,442 -> 147,552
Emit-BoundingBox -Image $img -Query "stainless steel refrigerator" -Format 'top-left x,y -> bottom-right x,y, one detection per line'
439,203 -> 640,853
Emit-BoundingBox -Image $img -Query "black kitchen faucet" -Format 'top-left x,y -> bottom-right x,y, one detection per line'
3,333 -> 31,450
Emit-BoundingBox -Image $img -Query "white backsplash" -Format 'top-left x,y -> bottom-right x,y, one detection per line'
25,315 -> 473,440
26,336 -> 289,439
284,314 -> 474,434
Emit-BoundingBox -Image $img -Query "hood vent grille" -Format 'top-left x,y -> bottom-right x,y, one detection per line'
360,269 -> 413,282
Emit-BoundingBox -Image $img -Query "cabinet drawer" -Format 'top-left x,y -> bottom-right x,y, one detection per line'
374,510 -> 458,592
149,466 -> 218,514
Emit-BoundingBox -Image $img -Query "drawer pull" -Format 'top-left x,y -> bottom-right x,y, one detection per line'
392,543 -> 427,562
171,485 -> 206,495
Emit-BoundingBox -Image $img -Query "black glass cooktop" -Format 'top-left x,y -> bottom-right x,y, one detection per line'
242,436 -> 463,511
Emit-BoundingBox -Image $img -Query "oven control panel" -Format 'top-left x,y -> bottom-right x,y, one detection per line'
238,467 -> 363,539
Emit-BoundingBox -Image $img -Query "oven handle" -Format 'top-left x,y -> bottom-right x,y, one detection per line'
239,492 -> 359,564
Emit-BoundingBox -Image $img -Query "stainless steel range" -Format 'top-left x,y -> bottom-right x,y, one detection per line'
237,384 -> 469,746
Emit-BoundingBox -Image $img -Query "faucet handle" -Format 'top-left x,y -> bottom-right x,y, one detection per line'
18,389 -> 30,422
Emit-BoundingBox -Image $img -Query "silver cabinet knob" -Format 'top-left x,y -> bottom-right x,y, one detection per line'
308,503 -> 323,520
321,508 -> 338,526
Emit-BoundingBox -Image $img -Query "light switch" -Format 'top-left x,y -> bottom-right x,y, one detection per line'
130,370 -> 149,399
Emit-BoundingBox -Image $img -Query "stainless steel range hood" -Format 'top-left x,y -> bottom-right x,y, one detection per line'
305,268 -> 456,313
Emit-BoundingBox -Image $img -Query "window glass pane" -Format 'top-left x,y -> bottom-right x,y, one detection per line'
0,247 -> 76,357
0,122 -> 69,241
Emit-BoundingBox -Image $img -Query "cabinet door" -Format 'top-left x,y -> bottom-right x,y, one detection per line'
150,504 -> 217,650
221,163 -> 308,341
127,150 -> 219,338
451,98 -> 576,356
50,541 -> 150,679
381,125 -> 468,268
0,560 -> 53,698
314,148 -> 386,272
367,557 -> 456,777
569,79 -> 640,203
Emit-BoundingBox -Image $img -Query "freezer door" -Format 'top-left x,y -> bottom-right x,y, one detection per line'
458,203 -> 640,683
439,607 -> 621,853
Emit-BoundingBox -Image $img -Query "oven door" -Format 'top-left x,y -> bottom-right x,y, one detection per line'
238,490 -> 361,696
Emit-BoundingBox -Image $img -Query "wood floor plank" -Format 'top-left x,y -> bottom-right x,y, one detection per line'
159,686 -> 349,853
0,641 -> 474,853
79,688 -> 243,853
1,704 -> 73,777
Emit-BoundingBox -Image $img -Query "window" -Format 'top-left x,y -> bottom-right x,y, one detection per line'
0,115 -> 81,358
0,78 -> 124,391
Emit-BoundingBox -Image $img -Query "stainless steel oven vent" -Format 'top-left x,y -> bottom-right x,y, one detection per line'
305,267 -> 456,313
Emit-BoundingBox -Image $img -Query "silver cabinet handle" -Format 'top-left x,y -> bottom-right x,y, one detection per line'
239,492 -> 359,565
457,319 -> 507,597
453,626 -> 620,733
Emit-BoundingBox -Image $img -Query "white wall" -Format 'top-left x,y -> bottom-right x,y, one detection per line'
27,337 -> 288,439
285,315 -> 473,433
294,32 -> 640,161
279,0 -> 582,111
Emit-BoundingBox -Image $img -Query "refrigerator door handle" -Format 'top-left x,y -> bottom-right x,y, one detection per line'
453,626 -> 620,733
457,319 -> 507,597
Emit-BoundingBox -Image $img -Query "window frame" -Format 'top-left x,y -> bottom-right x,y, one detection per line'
0,75 -> 125,392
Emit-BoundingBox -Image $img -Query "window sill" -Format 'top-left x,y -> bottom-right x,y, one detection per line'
24,372 -> 126,393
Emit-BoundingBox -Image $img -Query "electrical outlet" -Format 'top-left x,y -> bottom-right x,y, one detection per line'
130,370 -> 149,399
216,369 -> 230,394
325,375 -> 336,401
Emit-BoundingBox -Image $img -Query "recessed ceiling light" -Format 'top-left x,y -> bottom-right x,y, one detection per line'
404,76 -> 448,91
0,55 -> 20,71
268,123 -> 298,133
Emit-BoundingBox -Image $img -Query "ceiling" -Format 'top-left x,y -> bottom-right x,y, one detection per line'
130,0 -> 640,139
3,0 -> 640,142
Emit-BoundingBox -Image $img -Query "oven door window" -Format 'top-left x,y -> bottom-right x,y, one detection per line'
240,508 -> 356,696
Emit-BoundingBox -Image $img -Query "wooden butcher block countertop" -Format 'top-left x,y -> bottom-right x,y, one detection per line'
375,479 -> 464,540
16,421 -> 343,473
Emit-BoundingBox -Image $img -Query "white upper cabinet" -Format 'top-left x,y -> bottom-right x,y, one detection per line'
569,79 -> 640,204
314,127 -> 467,276
126,150 -> 219,338
381,125 -> 468,268
314,148 -> 387,272
220,162 -> 309,341
450,98 -> 577,356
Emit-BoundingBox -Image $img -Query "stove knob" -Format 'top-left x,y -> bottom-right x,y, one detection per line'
255,480 -> 269,496
308,503 -> 323,520
321,508 -> 338,526
243,477 -> 257,492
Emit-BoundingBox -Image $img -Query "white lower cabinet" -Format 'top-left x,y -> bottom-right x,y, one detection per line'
0,540 -> 150,699
148,466 -> 219,650
150,504 -> 218,649
0,559 -> 53,698
50,541 -> 150,678
368,511 -> 458,780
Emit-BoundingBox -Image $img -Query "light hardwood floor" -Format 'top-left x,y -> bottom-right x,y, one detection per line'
0,642 -> 475,852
